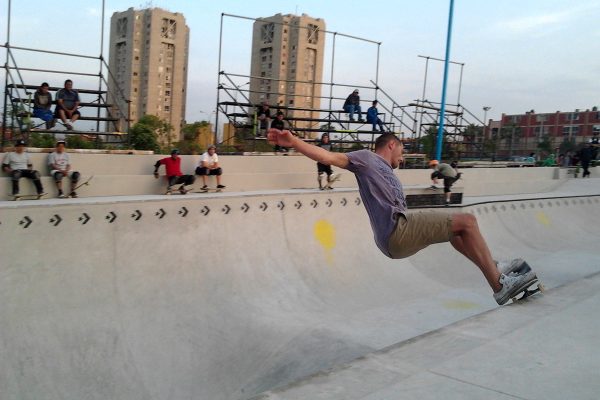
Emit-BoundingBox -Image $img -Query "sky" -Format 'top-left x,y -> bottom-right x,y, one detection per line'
1,0 -> 599,126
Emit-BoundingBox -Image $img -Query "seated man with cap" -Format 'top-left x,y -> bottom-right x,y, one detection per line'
2,139 -> 45,197
343,89 -> 364,122
153,149 -> 196,194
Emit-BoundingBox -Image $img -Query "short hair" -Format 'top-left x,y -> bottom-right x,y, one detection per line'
374,133 -> 401,151
64,79 -> 73,85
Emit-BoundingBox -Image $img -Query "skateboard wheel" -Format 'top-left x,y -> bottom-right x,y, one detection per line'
538,283 -> 545,293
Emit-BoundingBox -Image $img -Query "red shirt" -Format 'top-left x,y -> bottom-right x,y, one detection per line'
159,156 -> 183,177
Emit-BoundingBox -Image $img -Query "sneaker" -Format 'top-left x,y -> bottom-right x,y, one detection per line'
496,258 -> 531,275
493,271 -> 538,305
65,123 -> 73,131
58,190 -> 66,198
216,184 -> 226,189
349,117 -> 355,122
69,191 -> 78,198
358,118 -> 365,122
179,186 -> 188,195
201,185 -> 208,190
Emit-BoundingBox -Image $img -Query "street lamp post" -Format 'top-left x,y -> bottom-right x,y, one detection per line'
481,106 -> 491,159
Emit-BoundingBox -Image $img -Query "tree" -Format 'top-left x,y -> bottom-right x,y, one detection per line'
129,115 -> 172,153
536,134 -> 553,156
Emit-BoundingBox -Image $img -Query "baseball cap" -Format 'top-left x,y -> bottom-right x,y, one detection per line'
15,139 -> 26,146
207,144 -> 217,150
56,140 -> 66,146
171,148 -> 179,155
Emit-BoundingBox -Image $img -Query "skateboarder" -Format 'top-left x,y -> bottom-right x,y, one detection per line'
267,129 -> 536,305
195,145 -> 225,191
153,149 -> 195,194
48,140 -> 81,198
429,159 -> 462,206
316,133 -> 338,190
2,139 -> 45,197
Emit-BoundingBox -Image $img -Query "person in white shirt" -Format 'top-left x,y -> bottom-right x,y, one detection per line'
48,140 -> 81,198
195,145 -> 225,190
2,139 -> 45,196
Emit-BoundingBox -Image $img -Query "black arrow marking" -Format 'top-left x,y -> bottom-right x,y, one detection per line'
201,206 -> 210,216
277,201 -> 285,210
241,203 -> 249,213
310,199 -> 318,208
326,199 -> 332,207
222,204 -> 231,215
294,200 -> 302,209
355,197 -> 361,206
259,202 -> 268,211
79,213 -> 90,225
131,210 -> 142,221
178,206 -> 189,217
105,211 -> 117,223
19,216 -> 32,229
49,214 -> 62,226
155,208 -> 166,219
341,198 -> 347,206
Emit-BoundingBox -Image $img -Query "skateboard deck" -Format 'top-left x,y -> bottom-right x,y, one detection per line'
196,187 -> 223,193
165,188 -> 191,195
70,175 -> 93,197
11,193 -> 47,201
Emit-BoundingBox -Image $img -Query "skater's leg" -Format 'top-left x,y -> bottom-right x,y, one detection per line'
450,213 -> 501,291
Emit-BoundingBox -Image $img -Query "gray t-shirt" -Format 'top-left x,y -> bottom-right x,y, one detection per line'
3,152 -> 31,170
346,150 -> 407,257
436,163 -> 457,178
48,151 -> 70,170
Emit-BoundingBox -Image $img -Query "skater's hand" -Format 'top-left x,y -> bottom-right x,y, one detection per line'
267,128 -> 295,148
153,171 -> 159,179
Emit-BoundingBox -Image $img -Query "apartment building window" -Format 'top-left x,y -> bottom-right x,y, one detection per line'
510,115 -> 520,123
565,113 -> 579,121
165,106 -> 170,111
117,17 -> 128,38
563,126 -> 578,137
536,114 -> 548,123
261,23 -> 274,43
161,18 -> 176,39
307,24 -> 319,44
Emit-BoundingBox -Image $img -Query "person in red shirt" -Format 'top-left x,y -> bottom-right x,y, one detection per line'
153,149 -> 195,194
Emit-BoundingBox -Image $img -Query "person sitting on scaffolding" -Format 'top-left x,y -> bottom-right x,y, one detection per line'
366,100 -> 386,132
54,79 -> 80,131
255,101 -> 271,137
270,111 -> 289,153
343,89 -> 364,122
33,82 -> 55,130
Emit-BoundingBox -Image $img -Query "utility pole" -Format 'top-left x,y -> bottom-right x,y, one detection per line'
482,106 -> 491,158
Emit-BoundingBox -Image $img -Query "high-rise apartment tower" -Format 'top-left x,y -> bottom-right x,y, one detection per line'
108,7 -> 189,144
249,13 -> 325,136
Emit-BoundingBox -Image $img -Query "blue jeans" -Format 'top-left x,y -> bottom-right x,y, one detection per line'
33,108 -> 54,122
344,104 -> 362,120
368,117 -> 385,132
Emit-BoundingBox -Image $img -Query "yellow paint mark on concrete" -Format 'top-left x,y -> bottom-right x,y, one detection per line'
443,300 -> 479,310
314,219 -> 336,265
536,211 -> 551,226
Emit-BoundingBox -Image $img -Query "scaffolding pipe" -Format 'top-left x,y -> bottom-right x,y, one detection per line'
435,0 -> 456,161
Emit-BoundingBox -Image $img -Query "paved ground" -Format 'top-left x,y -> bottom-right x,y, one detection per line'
1,179 -> 599,400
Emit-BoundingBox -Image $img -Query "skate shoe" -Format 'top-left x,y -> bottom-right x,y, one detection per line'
496,258 -> 532,275
493,270 -> 538,305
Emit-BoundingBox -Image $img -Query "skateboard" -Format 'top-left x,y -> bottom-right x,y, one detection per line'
165,187 -> 190,195
196,187 -> 223,193
70,175 -> 94,196
498,259 -> 545,303
11,193 -> 47,201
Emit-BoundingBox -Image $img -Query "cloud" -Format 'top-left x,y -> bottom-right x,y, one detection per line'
495,2 -> 600,36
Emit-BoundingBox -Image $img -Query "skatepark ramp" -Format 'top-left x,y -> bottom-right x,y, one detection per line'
1,180 -> 600,400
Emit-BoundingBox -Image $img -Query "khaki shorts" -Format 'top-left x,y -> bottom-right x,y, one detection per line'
388,211 -> 454,259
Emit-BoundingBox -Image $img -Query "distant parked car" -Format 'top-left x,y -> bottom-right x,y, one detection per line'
507,156 -> 535,167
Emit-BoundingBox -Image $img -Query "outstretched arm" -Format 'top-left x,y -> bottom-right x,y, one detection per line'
267,129 -> 349,169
